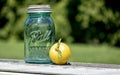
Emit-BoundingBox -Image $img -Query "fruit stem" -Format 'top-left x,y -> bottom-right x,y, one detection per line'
55,38 -> 62,51
55,38 -> 62,57
57,38 -> 62,49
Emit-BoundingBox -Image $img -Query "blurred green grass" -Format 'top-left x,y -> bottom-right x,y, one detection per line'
0,41 -> 120,64
0,41 -> 24,59
69,44 -> 120,64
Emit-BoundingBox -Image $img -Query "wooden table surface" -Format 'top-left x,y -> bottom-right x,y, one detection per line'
0,59 -> 120,75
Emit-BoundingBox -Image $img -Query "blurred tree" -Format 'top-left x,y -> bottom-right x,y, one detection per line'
52,0 -> 72,42
0,0 -> 120,47
0,0 -> 27,41
66,0 -> 81,42
0,0 -> 72,42
105,0 -> 120,12
67,0 -> 120,47
0,0 -> 53,41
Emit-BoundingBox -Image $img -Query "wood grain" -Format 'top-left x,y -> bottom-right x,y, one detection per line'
0,59 -> 120,75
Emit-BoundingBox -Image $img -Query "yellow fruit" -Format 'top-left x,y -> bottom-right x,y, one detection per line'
49,41 -> 71,65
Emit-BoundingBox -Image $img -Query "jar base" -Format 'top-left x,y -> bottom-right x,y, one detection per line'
25,59 -> 52,64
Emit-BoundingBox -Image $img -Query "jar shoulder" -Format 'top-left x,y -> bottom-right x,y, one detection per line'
25,16 -> 54,25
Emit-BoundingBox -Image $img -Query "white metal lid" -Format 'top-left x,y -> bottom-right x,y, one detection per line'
28,5 -> 51,13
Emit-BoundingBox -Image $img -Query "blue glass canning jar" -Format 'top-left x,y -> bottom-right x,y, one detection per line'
24,5 -> 55,64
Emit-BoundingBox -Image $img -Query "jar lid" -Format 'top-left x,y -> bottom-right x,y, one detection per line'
28,5 -> 51,13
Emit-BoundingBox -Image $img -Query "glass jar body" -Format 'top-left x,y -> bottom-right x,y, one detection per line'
24,12 -> 55,64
